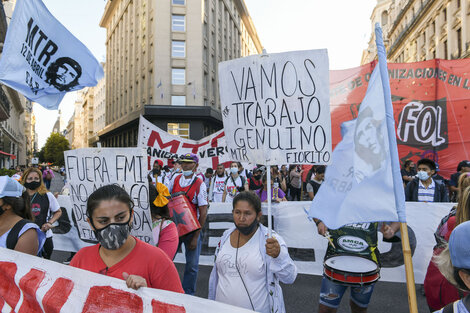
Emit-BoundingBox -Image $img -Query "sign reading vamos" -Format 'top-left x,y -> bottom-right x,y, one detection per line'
218,50 -> 332,165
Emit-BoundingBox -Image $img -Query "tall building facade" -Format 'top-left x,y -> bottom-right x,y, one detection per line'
24,100 -> 37,165
71,88 -> 95,149
0,0 -> 26,167
362,0 -> 470,64
99,0 -> 262,147
91,66 -> 106,146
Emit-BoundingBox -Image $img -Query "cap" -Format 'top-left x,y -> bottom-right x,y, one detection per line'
457,160 -> 470,172
0,176 -> 23,198
153,182 -> 170,207
449,220 -> 470,269
180,153 -> 199,163
154,159 -> 164,167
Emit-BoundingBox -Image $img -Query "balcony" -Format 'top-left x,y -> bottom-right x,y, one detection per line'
387,0 -> 436,57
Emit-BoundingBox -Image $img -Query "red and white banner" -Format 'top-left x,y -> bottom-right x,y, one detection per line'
137,116 -> 230,171
0,248 -> 252,313
330,59 -> 470,178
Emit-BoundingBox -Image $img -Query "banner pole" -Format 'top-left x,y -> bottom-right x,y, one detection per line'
400,222 -> 418,313
266,165 -> 272,237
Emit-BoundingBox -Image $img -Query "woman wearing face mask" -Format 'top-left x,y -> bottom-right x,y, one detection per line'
222,162 -> 249,203
0,176 -> 46,256
70,184 -> 184,292
208,191 -> 297,313
271,166 -> 287,193
149,182 -> 179,260
257,174 -> 287,203
21,167 -> 62,259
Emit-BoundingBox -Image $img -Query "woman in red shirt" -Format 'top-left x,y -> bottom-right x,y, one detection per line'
70,184 -> 183,292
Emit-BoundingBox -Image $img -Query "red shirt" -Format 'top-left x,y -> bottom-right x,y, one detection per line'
70,237 -> 183,293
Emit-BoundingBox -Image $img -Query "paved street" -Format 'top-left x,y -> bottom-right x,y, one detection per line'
49,169 -> 430,313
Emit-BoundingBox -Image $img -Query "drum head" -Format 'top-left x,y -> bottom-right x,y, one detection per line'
325,255 -> 378,273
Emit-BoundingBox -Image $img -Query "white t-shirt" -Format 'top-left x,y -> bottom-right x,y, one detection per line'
169,174 -> 208,207
215,228 -> 270,313
211,175 -> 226,203
0,222 -> 44,254
224,176 -> 243,203
42,192 -> 60,238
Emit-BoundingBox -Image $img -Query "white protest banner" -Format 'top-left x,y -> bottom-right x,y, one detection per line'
218,50 -> 331,165
64,148 -> 154,245
174,201 -> 452,284
50,197 -> 450,284
0,248 -> 252,313
138,116 -> 230,171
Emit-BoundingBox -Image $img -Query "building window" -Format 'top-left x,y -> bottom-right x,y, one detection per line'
171,96 -> 186,106
172,41 -> 185,57
172,15 -> 185,32
443,8 -> 447,22
457,28 -> 462,57
172,0 -> 185,5
168,123 -> 190,138
172,68 -> 185,85
444,40 -> 448,59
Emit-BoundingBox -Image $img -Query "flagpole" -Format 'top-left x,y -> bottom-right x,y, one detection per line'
374,23 -> 418,313
266,165 -> 272,237
400,223 -> 418,313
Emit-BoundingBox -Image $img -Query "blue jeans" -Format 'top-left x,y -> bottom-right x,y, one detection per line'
44,179 -> 51,190
178,231 -> 202,295
319,276 -> 375,309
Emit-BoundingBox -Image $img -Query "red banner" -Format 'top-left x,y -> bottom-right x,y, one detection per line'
330,59 -> 470,178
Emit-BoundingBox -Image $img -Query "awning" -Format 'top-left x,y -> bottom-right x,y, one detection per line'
0,150 -> 16,159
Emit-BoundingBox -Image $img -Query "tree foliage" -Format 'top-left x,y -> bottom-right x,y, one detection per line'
43,133 -> 70,166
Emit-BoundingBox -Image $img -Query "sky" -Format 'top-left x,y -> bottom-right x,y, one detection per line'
34,0 -> 377,148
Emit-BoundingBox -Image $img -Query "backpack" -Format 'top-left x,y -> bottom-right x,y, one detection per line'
6,219 -> 29,250
225,175 -> 246,192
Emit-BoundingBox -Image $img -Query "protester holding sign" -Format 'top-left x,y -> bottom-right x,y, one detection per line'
208,164 -> 227,202
288,165 -> 303,201
208,192 -> 297,313
149,182 -> 178,260
21,167 -> 61,259
168,153 -> 208,295
0,176 -> 45,256
434,221 -> 470,312
222,162 -> 249,203
70,184 -> 183,292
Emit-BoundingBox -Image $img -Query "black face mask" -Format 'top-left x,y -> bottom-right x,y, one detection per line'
24,181 -> 41,190
152,168 -> 161,176
254,175 -> 261,180
236,218 -> 259,236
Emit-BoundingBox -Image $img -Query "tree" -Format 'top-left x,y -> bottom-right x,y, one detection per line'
38,146 -> 46,163
43,133 -> 70,166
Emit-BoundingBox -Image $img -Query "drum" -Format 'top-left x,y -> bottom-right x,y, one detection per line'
168,194 -> 201,237
323,255 -> 380,286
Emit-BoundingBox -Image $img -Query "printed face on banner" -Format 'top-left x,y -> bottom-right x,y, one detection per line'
0,0 -> 103,109
138,116 -> 231,172
218,50 -> 332,165
64,148 -> 154,245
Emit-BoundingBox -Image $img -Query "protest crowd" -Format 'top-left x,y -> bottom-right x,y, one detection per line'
0,154 -> 469,313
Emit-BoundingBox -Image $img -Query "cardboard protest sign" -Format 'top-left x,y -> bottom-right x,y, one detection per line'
138,116 -> 230,170
64,148 -> 154,245
218,50 -> 331,165
0,248 -> 253,313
